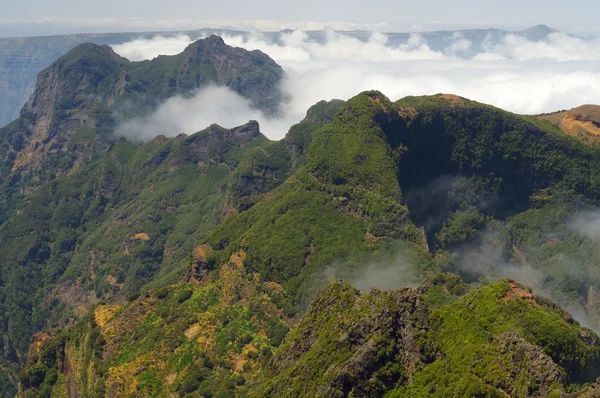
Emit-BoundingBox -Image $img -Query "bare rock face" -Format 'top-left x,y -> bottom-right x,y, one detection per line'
538,104 -> 600,146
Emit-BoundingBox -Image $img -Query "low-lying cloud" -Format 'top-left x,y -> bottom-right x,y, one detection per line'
112,29 -> 600,140
112,34 -> 194,61
114,86 -> 291,141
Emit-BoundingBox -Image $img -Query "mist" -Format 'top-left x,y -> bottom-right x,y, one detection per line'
114,86 -> 292,141
110,29 -> 600,140
446,206 -> 600,332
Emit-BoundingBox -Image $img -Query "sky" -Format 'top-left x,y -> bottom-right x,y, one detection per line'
1,0 -> 600,37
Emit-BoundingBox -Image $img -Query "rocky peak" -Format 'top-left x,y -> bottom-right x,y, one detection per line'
183,34 -> 228,56
0,35 -> 283,188
168,120 -> 266,169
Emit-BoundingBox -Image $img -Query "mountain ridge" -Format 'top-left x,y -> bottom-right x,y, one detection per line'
3,34 -> 600,395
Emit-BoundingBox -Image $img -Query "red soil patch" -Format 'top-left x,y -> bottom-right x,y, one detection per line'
503,282 -> 539,306
437,94 -> 466,105
367,94 -> 390,113
538,105 -> 600,146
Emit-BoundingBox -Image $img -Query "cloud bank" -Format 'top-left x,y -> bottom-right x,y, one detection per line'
115,86 -> 292,141
112,30 -> 600,140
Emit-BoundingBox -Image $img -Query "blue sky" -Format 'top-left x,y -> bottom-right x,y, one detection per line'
1,0 -> 599,37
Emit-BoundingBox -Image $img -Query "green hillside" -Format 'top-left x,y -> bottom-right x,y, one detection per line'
4,36 -> 600,397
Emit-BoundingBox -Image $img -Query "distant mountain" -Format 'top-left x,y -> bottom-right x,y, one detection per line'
0,35 -> 282,189
0,28 -> 247,128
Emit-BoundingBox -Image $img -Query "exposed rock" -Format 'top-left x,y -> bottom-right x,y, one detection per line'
538,105 -> 600,146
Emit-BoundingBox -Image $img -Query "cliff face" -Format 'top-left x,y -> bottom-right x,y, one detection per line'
0,35 -> 284,184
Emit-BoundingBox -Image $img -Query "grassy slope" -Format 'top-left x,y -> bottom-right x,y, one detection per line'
20,254 -> 290,397
397,280 -> 600,397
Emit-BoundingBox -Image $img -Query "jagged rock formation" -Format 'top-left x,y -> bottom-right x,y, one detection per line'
262,279 -> 600,397
261,281 -> 429,397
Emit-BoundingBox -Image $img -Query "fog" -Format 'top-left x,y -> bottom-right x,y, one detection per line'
111,29 -> 600,140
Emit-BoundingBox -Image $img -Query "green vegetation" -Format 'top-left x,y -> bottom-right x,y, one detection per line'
6,37 -> 600,396
20,258 -> 290,397
259,279 -> 600,397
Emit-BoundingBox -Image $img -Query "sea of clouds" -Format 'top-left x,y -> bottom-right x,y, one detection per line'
111,29 -> 600,140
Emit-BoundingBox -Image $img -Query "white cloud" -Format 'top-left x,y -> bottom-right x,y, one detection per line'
114,86 -> 292,141
111,30 -> 600,140
483,32 -> 600,61
0,16 -> 397,34
112,35 -> 194,61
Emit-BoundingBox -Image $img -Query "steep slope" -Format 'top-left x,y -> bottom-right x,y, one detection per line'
18,253 -> 290,397
204,92 -> 429,304
200,91 -> 600,305
0,35 -> 283,192
20,277 -> 600,397
0,121 -> 263,378
262,279 -> 600,397
0,96 -> 339,391
538,105 -> 600,146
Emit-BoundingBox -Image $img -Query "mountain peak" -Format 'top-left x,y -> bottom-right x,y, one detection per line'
516,24 -> 559,41
183,35 -> 227,54
0,33 -> 285,222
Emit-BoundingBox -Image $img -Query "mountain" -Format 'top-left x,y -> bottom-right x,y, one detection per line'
1,34 -> 282,176
199,92 -> 600,310
0,34 -> 283,224
3,35 -> 600,395
9,88 -> 600,395
18,276 -> 600,397
537,105 -> 600,146
0,29 -> 247,128
0,36 -> 287,391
